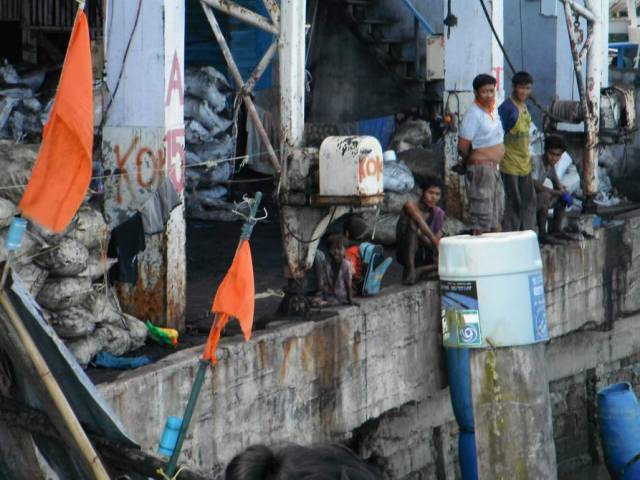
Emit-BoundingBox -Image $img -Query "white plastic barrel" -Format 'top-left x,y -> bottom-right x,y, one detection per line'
319,136 -> 384,197
439,231 -> 548,348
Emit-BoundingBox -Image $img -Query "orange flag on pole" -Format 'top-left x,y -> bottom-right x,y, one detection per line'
19,10 -> 93,233
203,239 -> 255,363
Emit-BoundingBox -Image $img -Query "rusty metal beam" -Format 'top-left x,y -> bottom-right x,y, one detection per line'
562,0 -> 597,22
244,39 -> 278,94
201,0 -> 278,35
261,0 -> 280,27
200,1 -> 281,174
562,0 -> 598,199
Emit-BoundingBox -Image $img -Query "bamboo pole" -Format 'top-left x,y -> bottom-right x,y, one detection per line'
0,289 -> 110,480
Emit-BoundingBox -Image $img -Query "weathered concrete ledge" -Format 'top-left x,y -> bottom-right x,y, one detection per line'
99,281 -> 443,474
98,215 -> 640,477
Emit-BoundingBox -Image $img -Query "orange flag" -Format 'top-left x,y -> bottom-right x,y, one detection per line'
19,10 -> 93,233
203,240 -> 255,363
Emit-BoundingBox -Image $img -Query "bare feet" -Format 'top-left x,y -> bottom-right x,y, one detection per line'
403,270 -> 417,285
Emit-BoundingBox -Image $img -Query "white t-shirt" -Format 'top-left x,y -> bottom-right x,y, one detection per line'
459,103 -> 504,149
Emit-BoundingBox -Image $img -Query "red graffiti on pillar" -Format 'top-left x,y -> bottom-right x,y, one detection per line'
165,50 -> 184,106
166,128 -> 185,192
492,66 -> 503,92
113,136 -> 164,204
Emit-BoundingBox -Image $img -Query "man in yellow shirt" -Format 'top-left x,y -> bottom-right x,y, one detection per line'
498,71 -> 536,231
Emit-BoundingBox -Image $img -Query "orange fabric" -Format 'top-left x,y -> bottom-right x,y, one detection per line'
203,240 -> 255,363
345,246 -> 363,282
474,98 -> 496,120
19,10 -> 93,233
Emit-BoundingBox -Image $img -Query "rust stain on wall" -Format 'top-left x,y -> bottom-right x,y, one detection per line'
279,337 -> 296,383
257,340 -> 269,369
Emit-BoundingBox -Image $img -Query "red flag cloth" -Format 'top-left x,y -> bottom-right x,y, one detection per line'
203,240 -> 255,363
19,10 -> 93,233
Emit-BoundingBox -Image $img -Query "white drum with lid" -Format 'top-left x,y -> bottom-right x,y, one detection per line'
439,231 -> 548,348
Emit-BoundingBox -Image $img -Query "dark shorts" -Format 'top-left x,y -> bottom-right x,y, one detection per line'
466,165 -> 505,231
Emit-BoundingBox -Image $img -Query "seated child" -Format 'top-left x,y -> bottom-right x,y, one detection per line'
396,177 -> 446,285
312,233 -> 354,307
343,215 -> 369,291
532,135 -> 575,244
343,215 -> 392,296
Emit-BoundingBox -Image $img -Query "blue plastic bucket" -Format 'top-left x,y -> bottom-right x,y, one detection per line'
458,431 -> 479,480
446,347 -> 474,432
598,383 -> 640,479
158,416 -> 182,457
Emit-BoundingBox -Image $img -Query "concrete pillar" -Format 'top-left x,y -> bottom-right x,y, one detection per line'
442,0 -> 504,219
470,344 -> 557,479
102,0 -> 186,330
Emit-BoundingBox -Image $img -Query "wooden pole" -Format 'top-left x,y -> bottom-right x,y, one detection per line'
0,290 -> 110,480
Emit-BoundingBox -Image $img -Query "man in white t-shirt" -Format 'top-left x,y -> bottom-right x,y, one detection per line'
457,74 -> 505,235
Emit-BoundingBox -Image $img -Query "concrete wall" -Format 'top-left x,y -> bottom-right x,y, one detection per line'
98,216 -> 640,478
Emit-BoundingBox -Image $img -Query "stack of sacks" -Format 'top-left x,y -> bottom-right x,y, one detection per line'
184,66 -> 238,221
0,141 -> 148,368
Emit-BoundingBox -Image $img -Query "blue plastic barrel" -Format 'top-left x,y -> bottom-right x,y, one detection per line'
598,383 -> 640,479
446,347 -> 474,432
158,416 -> 182,457
458,431 -> 479,480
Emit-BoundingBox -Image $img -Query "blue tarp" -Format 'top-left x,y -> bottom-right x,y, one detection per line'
358,116 -> 396,150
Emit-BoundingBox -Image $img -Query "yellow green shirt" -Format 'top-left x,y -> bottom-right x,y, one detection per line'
501,100 -> 532,176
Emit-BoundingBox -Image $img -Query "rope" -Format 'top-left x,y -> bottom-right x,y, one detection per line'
0,149 -> 279,192
282,207 -> 337,244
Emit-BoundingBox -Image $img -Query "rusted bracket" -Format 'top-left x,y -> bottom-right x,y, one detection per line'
200,1 -> 281,175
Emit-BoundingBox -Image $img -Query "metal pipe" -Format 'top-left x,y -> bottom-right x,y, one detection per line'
201,0 -> 278,35
584,0 -> 602,199
562,0 -> 599,200
563,0 -> 596,22
400,0 -> 435,34
200,2 -> 281,174
260,0 -> 280,28
244,39 -> 277,94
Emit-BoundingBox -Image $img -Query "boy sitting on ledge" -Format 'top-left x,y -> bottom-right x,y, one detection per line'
396,177 -> 446,285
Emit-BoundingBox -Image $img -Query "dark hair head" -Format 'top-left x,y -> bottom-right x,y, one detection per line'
326,233 -> 345,251
421,176 -> 443,192
472,74 -> 497,92
343,216 -> 369,242
544,134 -> 567,152
512,71 -> 533,86
226,445 -> 279,480
225,444 -> 383,480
